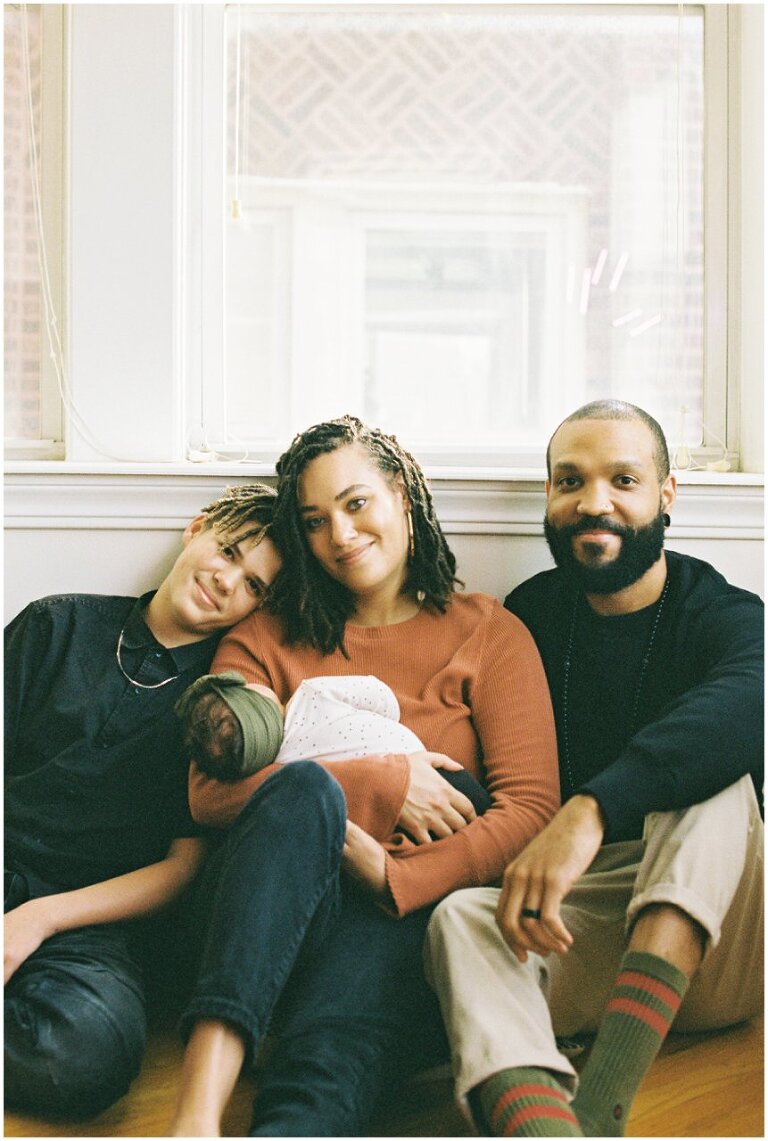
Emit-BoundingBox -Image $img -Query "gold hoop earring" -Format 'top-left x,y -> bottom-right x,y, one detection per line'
406,510 -> 415,561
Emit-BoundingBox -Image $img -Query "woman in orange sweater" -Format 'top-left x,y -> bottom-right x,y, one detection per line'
170,416 -> 560,1137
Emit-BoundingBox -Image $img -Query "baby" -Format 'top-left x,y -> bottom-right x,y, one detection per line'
176,672 -> 490,816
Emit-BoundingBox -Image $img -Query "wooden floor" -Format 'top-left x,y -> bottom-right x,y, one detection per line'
4,1014 -> 762,1138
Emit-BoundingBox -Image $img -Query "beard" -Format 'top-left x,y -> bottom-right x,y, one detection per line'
544,507 -> 666,595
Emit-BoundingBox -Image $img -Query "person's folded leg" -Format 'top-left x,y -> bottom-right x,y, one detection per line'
251,883 -> 444,1137
180,761 -> 347,1056
630,775 -> 764,1031
4,922 -> 146,1118
425,886 -> 578,1133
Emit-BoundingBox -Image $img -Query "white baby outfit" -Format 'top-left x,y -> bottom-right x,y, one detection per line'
276,676 -> 423,764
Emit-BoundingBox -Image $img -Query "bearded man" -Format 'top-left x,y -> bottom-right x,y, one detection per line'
425,400 -> 763,1137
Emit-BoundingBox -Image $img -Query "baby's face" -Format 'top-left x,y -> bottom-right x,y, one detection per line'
245,682 -> 285,716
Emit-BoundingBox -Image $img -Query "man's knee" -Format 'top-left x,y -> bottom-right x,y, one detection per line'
425,888 -> 502,990
427,888 -> 499,947
4,972 -> 147,1117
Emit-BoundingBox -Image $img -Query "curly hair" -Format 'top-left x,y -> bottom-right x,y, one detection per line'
200,482 -> 277,548
268,415 -> 459,654
180,690 -> 246,782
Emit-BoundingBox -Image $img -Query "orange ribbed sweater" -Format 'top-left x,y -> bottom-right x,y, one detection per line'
189,592 -> 560,916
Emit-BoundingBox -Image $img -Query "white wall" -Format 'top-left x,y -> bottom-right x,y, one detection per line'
5,469 -> 763,622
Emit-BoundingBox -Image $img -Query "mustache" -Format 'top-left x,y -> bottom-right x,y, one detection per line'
554,516 -> 631,538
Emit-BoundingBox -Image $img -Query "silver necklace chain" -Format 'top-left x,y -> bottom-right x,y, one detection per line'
116,627 -> 180,690
560,577 -> 670,797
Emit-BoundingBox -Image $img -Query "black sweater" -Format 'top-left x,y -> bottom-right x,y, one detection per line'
505,551 -> 763,842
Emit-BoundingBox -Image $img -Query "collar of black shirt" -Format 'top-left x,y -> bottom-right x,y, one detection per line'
120,590 -> 223,673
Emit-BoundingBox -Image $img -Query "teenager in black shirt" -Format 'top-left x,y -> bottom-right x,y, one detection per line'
5,484 -> 280,1117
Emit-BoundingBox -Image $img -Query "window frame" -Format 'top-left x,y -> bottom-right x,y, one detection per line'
211,178 -> 590,459
4,4 -> 67,460
3,4 -> 760,476
182,2 -> 736,471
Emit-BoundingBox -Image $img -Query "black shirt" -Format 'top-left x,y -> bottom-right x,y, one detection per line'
505,551 -> 764,842
555,599 -> 660,800
5,592 -> 220,891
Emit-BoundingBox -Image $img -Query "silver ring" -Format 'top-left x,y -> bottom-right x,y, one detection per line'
521,907 -> 542,920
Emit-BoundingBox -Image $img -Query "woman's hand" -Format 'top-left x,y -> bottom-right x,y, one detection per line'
398,752 -> 477,844
4,898 -> 54,983
342,821 -> 389,900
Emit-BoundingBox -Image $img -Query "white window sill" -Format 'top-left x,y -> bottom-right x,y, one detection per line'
3,458 -> 764,488
5,458 -> 763,610
5,458 -> 764,552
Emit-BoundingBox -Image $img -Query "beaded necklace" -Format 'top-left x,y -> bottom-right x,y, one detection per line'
560,576 -> 670,796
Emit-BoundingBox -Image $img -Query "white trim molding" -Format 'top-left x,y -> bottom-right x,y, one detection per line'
5,468 -> 763,539
5,470 -> 763,619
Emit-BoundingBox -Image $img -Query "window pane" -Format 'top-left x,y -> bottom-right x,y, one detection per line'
365,227 -> 549,441
224,6 -> 704,455
4,5 -> 43,440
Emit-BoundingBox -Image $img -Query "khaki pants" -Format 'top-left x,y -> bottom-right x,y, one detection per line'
424,776 -> 763,1104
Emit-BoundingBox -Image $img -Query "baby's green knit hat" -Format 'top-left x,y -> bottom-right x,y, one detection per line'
175,671 -> 284,772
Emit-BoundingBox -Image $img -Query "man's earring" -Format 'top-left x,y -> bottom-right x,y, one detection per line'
406,509 -> 416,561
662,513 -> 671,527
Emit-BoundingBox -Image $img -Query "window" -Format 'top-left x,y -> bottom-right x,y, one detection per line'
3,5 -> 65,458
193,4 -> 718,466
4,5 -> 758,473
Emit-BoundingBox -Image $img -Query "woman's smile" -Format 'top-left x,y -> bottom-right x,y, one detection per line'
298,443 -> 411,613
336,543 -> 374,567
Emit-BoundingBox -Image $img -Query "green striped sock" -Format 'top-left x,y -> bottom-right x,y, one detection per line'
571,950 -> 689,1136
478,1067 -> 582,1136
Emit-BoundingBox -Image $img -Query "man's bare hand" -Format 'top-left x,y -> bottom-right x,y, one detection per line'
495,795 -> 605,962
397,752 -> 476,844
342,821 -> 388,899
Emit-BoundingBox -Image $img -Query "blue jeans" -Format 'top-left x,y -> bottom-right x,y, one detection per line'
182,761 -> 448,1136
4,870 -> 148,1117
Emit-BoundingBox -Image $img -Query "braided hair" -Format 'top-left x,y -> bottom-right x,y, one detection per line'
200,482 -> 277,548
269,415 -> 459,654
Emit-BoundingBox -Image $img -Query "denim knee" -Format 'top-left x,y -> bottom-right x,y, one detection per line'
248,894 -> 444,1136
242,760 -> 347,826
5,969 -> 147,1117
181,762 -> 347,1056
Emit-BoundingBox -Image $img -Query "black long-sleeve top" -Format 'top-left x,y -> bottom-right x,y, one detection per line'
505,550 -> 763,842
5,593 -> 215,891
